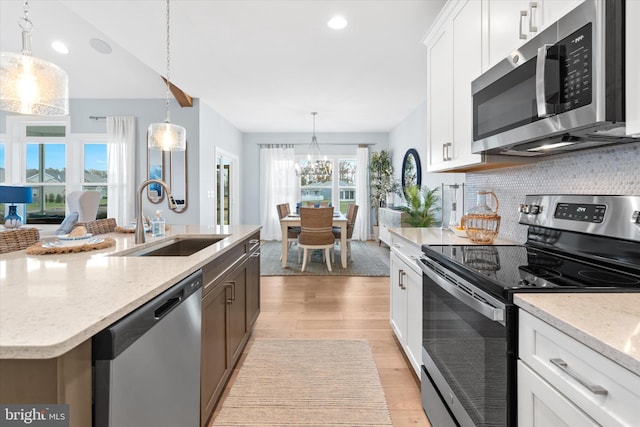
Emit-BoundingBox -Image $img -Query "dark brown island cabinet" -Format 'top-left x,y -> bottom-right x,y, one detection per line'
200,231 -> 261,426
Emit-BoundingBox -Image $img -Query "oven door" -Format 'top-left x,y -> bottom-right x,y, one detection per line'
420,257 -> 516,427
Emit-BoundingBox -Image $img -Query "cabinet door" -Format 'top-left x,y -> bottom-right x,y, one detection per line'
245,250 -> 261,328
486,0 -> 533,69
518,361 -> 600,427
426,22 -> 454,170
451,0 -> 483,168
227,267 -> 247,364
543,1 -> 583,29
201,283 -> 231,426
389,251 -> 407,344
627,0 -> 640,136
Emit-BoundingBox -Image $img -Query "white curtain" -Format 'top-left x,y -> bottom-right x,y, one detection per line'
106,116 -> 136,226
259,146 -> 299,240
353,146 -> 370,240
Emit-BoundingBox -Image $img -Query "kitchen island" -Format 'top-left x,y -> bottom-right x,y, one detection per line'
0,224 -> 261,427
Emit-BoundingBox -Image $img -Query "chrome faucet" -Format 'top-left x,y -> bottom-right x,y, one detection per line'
135,179 -> 178,244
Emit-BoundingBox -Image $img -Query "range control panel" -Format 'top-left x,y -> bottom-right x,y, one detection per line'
554,203 -> 606,223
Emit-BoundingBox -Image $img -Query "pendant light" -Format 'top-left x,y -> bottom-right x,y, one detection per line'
147,0 -> 186,152
0,1 -> 69,116
295,112 -> 332,183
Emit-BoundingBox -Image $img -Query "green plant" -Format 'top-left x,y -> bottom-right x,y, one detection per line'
400,185 -> 441,227
369,150 -> 401,208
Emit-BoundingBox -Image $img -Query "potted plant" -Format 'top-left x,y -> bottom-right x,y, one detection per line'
369,150 -> 401,208
400,184 -> 441,227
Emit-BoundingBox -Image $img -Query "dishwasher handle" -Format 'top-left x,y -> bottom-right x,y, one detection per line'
93,270 -> 202,360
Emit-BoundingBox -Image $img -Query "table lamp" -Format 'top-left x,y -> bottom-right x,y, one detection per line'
0,186 -> 33,229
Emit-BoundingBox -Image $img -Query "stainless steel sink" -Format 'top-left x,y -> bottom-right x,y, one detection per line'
116,236 -> 229,257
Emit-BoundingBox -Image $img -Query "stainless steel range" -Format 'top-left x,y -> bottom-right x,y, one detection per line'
418,194 -> 640,427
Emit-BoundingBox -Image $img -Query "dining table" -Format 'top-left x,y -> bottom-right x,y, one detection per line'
280,212 -> 348,268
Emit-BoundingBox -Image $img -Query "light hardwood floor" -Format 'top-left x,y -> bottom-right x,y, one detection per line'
210,275 -> 430,426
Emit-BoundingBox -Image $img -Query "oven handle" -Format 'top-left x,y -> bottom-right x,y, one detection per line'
419,257 -> 505,323
536,43 -> 555,118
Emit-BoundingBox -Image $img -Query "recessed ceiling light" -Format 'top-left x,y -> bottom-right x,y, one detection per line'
51,41 -> 69,54
328,16 -> 348,30
89,38 -> 112,55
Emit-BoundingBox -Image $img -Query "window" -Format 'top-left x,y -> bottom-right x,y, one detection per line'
82,143 -> 108,219
26,143 -> 66,223
3,117 -> 108,225
298,156 -> 357,214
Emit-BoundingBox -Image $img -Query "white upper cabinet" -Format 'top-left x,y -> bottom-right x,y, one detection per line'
425,0 -> 483,171
484,0 -> 583,71
627,0 -> 640,136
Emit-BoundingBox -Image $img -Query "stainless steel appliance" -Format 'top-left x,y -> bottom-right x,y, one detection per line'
418,194 -> 640,427
93,270 -> 202,427
471,0 -> 635,156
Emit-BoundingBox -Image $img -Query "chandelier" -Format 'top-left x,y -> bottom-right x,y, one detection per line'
295,112 -> 332,183
148,0 -> 186,151
0,1 -> 69,116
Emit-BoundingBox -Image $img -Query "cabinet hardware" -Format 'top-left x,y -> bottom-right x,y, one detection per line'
529,2 -> 538,32
519,10 -> 528,39
442,142 -> 452,161
398,269 -> 406,290
224,283 -> 234,304
550,358 -> 608,395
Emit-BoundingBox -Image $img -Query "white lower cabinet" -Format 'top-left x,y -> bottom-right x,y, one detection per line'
518,361 -> 599,427
389,237 -> 422,378
518,310 -> 640,427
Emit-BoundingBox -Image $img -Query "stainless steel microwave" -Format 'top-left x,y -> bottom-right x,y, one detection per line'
471,0 -> 636,156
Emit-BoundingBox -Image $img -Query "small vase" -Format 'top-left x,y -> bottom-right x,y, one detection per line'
3,205 -> 23,229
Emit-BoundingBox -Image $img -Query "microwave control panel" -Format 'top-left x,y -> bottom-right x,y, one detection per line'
558,23 -> 592,113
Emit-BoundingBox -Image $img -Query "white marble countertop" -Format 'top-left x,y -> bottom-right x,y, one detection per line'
0,224 -> 261,359
389,226 -> 521,247
515,293 -> 640,375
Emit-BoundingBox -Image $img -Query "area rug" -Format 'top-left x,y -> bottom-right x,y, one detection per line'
212,339 -> 393,426
260,240 -> 389,276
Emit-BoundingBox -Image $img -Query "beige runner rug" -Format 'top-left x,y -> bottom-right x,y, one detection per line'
212,339 -> 393,426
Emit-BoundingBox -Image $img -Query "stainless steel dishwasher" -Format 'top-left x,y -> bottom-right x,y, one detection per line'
93,270 -> 202,427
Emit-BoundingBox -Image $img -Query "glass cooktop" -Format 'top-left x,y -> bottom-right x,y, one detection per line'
422,244 -> 640,300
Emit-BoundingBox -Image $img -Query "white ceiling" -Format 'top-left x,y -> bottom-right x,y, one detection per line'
0,0 -> 445,132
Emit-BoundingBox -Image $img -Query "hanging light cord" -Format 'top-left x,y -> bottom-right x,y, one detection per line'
164,0 -> 172,123
18,1 -> 33,55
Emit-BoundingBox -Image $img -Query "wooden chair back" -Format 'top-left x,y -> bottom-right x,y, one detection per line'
0,228 -> 40,254
298,207 -> 334,246
345,204 -> 359,239
276,203 -> 290,220
77,218 -> 117,235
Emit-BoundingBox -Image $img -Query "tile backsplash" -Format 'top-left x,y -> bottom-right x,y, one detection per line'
464,141 -> 640,243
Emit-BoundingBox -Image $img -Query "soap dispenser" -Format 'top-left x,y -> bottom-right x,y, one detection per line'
151,210 -> 165,237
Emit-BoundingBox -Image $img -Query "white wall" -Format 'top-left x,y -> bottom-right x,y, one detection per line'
2,98 -> 203,225
388,101 -> 465,223
198,101 -> 243,225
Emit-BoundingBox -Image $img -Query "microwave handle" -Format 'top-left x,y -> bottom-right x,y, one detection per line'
536,44 -> 555,118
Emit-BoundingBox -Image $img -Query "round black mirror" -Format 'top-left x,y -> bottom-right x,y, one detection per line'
401,148 -> 422,198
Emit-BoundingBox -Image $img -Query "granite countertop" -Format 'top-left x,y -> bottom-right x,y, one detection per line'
515,293 -> 640,376
389,226 -> 521,247
0,224 -> 261,359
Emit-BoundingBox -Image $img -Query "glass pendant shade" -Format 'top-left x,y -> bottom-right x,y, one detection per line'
148,121 -> 186,151
147,0 -> 186,152
295,112 -> 332,183
0,4 -> 69,117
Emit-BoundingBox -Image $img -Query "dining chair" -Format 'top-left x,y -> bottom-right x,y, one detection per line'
66,190 -> 101,222
333,204 -> 359,261
297,207 -> 335,272
0,228 -> 40,254
276,203 -> 300,250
